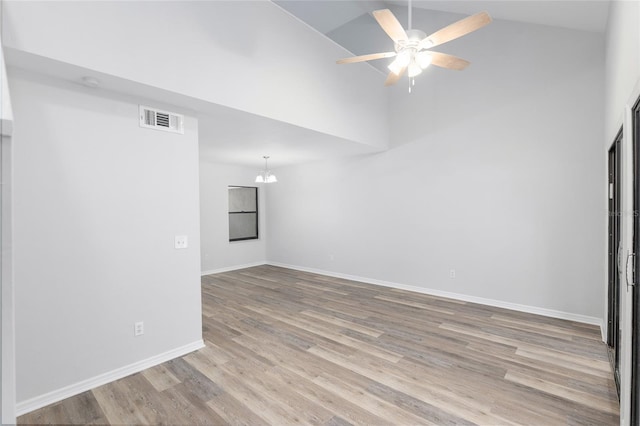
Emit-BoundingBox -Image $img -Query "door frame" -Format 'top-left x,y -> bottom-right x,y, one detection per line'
631,93 -> 640,426
609,129 -> 623,393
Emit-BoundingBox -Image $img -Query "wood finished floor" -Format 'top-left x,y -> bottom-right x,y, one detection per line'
19,265 -> 619,425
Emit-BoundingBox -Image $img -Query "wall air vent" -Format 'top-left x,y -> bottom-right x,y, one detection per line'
139,105 -> 184,134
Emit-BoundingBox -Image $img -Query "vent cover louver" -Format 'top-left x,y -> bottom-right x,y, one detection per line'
139,105 -> 184,134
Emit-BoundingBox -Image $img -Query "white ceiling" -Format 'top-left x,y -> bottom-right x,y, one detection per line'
277,0 -> 610,76
197,105 -> 380,169
277,0 -> 610,36
6,1 -> 611,169
192,1 -> 614,168
391,1 -> 610,33
5,48 -> 379,169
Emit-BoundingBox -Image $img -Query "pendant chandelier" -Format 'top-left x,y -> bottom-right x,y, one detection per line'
255,156 -> 277,183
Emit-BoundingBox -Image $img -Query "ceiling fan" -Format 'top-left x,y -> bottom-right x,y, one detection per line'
336,2 -> 492,87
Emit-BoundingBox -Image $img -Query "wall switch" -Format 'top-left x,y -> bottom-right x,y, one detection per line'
175,235 -> 188,249
134,321 -> 144,336
449,269 -> 456,279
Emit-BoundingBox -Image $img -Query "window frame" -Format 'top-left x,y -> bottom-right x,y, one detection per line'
228,185 -> 259,242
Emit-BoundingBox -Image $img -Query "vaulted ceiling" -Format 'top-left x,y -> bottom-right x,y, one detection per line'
275,0 -> 610,76
276,0 -> 609,36
3,1 -> 611,169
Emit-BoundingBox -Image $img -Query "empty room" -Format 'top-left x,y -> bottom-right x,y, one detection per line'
1,0 -> 639,424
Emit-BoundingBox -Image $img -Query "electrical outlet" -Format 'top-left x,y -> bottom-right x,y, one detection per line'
134,321 -> 144,336
449,269 -> 456,279
175,235 -> 188,249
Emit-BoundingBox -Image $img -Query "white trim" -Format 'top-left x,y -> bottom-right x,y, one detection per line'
0,119 -> 12,137
1,134 -> 16,425
16,339 -> 205,416
201,261 -> 267,276
268,262 -> 603,326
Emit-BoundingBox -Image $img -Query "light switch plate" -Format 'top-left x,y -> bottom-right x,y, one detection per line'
134,321 -> 144,336
175,235 -> 188,249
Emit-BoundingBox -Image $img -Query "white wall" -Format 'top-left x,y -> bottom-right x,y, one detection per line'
9,70 -> 203,410
267,17 -> 605,321
2,0 -> 389,149
1,41 -> 12,133
0,35 -> 17,425
605,0 -> 640,142
604,2 -> 640,424
200,161 -> 267,274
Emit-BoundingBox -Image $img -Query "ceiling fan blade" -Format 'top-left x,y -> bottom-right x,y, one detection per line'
372,9 -> 408,43
428,52 -> 470,70
384,67 -> 406,86
419,11 -> 491,50
336,52 -> 396,65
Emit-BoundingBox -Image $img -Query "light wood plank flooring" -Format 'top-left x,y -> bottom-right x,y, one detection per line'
19,265 -> 619,425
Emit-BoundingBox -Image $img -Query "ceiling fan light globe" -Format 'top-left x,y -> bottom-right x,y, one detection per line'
388,59 -> 404,75
408,60 -> 422,78
416,52 -> 433,69
396,49 -> 412,67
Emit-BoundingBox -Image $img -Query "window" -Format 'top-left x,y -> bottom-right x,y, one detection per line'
228,186 -> 258,241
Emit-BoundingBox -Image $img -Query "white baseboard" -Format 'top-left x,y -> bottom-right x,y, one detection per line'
201,261 -> 267,276
16,339 -> 205,416
267,262 -> 603,326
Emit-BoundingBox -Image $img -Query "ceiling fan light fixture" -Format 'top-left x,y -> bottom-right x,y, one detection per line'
388,59 -> 404,75
416,51 -> 433,69
335,6 -> 492,88
397,49 -> 412,66
388,49 -> 411,74
408,59 -> 422,78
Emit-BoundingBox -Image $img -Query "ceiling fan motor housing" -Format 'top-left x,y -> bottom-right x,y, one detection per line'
395,29 -> 428,52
